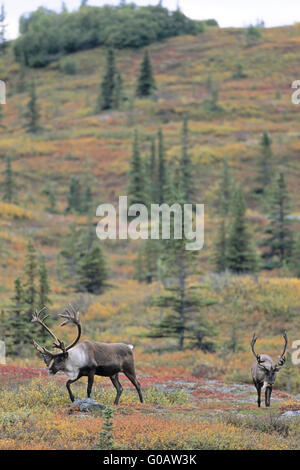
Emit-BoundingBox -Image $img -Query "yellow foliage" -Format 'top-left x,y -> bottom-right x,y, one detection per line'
0,231 -> 25,244
0,202 -> 36,220
85,302 -> 116,321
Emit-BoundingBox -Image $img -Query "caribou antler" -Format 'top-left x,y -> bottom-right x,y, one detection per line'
58,304 -> 81,351
32,307 -> 66,352
32,305 -> 81,362
275,331 -> 288,368
251,333 -> 265,364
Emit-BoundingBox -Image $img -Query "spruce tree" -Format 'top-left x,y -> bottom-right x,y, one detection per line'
5,277 -> 28,356
245,25 -> 262,47
43,182 -> 57,213
260,173 -> 293,269
95,406 -> 115,450
128,129 -> 147,206
134,239 -> 161,283
213,219 -> 227,273
146,187 -> 217,350
60,221 -> 108,294
36,254 -> 52,344
212,158 -> 233,272
17,240 -> 39,349
112,71 -> 124,109
25,78 -> 40,133
204,79 -> 221,112
157,127 -> 167,204
290,234 -> 300,278
5,246 -> 52,355
0,309 -> 4,342
179,115 -> 193,203
82,186 -> 93,215
232,63 -> 247,79
66,175 -> 81,213
255,131 -> 273,195
3,155 -> 15,203
148,136 -> 157,204
59,223 -> 81,281
77,241 -> 107,293
148,240 -> 217,350
24,240 -> 38,318
226,186 -> 258,273
38,254 -> 51,309
17,53 -> 27,93
218,157 -> 232,216
98,47 -> 116,111
136,50 -> 156,97
81,160 -> 94,215
134,246 -> 144,283
0,4 -> 7,55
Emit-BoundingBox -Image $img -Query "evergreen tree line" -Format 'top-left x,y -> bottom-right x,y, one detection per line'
213,132 -> 298,275
1,240 -> 51,356
14,4 -> 200,68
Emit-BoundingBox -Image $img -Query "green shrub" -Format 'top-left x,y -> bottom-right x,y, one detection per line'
95,406 -> 115,450
0,411 -> 31,429
91,385 -> 189,406
0,378 -> 69,411
219,411 -> 290,437
60,58 -> 77,75
245,25 -> 262,47
144,387 -> 189,406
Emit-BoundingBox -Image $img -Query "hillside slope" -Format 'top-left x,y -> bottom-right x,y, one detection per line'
0,25 -> 300,365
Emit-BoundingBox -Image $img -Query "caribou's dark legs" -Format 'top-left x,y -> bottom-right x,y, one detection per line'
66,373 -> 83,402
124,371 -> 143,403
87,370 -> 95,398
110,374 -> 123,405
265,386 -> 272,407
254,382 -> 262,407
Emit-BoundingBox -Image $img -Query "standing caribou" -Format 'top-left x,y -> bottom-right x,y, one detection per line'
250,332 -> 287,407
32,305 -> 143,404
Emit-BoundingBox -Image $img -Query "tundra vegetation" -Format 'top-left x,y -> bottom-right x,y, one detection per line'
0,3 -> 300,450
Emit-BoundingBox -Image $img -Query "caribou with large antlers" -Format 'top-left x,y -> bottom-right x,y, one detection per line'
32,305 -> 143,404
250,332 -> 287,407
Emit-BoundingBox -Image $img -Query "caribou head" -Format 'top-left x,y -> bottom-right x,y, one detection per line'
32,304 -> 81,375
